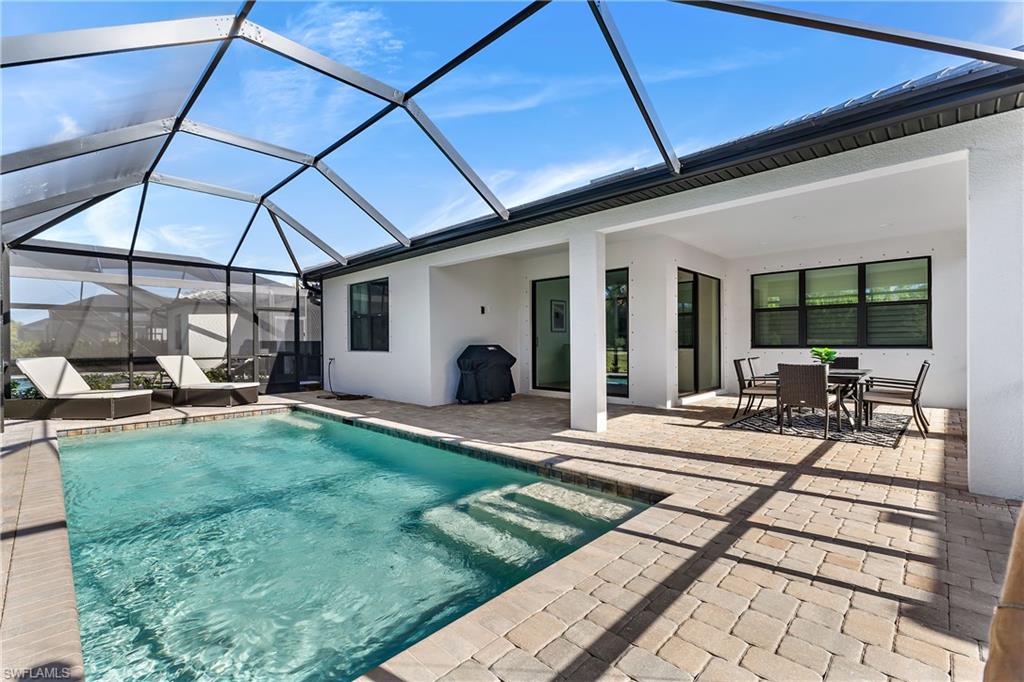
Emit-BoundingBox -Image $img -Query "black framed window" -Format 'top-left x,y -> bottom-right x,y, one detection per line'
350,278 -> 388,351
752,271 -> 800,346
865,258 -> 930,346
805,265 -> 858,346
751,257 -> 930,348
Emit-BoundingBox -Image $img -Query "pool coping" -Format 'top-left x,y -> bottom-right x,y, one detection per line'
2,399 -> 673,680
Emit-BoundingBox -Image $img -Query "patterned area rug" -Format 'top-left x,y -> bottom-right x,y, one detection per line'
726,408 -> 911,448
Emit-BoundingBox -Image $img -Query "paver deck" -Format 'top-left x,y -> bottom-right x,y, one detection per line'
2,394 -> 1017,681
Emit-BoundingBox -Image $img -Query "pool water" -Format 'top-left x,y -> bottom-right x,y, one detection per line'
60,411 -> 643,681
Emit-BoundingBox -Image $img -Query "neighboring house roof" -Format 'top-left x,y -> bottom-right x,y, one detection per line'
170,289 -> 229,305
46,293 -> 135,312
309,48 -> 1024,281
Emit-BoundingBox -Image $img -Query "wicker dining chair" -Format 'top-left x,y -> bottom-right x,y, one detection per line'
732,358 -> 778,419
831,356 -> 860,369
777,363 -> 843,438
862,361 -> 931,437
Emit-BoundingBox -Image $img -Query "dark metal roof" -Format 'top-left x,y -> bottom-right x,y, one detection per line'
310,51 -> 1024,281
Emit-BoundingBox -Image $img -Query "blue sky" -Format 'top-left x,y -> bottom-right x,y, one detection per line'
3,0 -> 1022,272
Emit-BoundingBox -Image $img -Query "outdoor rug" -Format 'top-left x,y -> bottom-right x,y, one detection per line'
726,408 -> 911,448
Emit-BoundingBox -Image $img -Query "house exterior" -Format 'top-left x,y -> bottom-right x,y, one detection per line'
311,58 -> 1024,500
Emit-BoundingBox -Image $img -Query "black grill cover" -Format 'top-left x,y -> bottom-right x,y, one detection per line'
456,345 -> 516,403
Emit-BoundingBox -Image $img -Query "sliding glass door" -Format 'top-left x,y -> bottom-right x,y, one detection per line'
605,269 -> 629,397
532,276 -> 571,391
678,269 -> 721,395
531,269 -> 629,396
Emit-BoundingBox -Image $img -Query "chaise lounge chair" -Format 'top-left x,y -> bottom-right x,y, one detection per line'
156,355 -> 259,407
13,357 -> 152,420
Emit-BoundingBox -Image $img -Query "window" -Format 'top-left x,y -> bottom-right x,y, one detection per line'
350,278 -> 388,351
751,257 -> 930,348
805,265 -> 858,346
865,259 -> 929,346
752,271 -> 800,346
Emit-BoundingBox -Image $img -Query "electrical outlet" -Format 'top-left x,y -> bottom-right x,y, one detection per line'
328,357 -> 335,363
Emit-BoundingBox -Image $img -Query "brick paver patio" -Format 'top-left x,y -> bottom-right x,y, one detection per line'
2,394 -> 1018,681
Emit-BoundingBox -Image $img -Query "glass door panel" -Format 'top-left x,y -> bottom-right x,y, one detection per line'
606,269 -> 628,397
677,271 -> 695,394
532,276 -> 570,392
531,271 -> 629,396
696,273 -> 721,392
678,269 -> 721,395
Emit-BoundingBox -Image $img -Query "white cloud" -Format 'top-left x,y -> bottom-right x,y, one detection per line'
974,2 -> 1024,46
82,193 -> 136,248
238,66 -> 321,145
44,191 -> 138,249
150,223 -> 231,254
424,71 -> 607,120
7,47 -> 210,150
45,190 -> 232,255
427,87 -> 559,119
426,49 -> 787,121
410,150 -> 657,234
491,150 -> 655,209
642,50 -> 790,84
233,2 -> 408,148
53,115 -> 83,142
412,193 -> 489,235
284,3 -> 404,69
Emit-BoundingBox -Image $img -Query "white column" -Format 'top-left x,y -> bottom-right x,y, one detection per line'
967,115 -> 1024,499
570,231 -> 607,432
628,240 -> 677,408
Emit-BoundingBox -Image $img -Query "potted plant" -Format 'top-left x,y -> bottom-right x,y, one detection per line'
810,347 -> 838,365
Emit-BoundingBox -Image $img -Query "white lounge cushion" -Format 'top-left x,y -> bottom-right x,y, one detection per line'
16,357 -> 94,398
156,355 -> 214,388
15,357 -> 151,399
56,390 -> 152,399
179,382 -> 259,390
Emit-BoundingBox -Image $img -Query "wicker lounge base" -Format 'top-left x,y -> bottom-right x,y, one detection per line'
5,393 -> 153,420
169,385 -> 259,407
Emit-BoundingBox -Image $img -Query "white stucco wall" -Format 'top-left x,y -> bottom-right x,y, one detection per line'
322,262 -> 432,404
427,258 -> 521,405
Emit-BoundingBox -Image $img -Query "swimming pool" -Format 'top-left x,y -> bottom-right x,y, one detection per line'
60,411 -> 643,681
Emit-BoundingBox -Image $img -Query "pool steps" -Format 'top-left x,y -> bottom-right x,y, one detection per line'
463,486 -> 583,543
421,506 -> 542,565
513,482 -> 636,522
422,483 -> 635,568
272,413 -> 324,430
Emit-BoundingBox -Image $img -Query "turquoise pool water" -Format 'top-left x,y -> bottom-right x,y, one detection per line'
60,411 -> 643,681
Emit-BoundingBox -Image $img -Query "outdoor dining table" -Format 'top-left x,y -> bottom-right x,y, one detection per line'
766,368 -> 873,430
